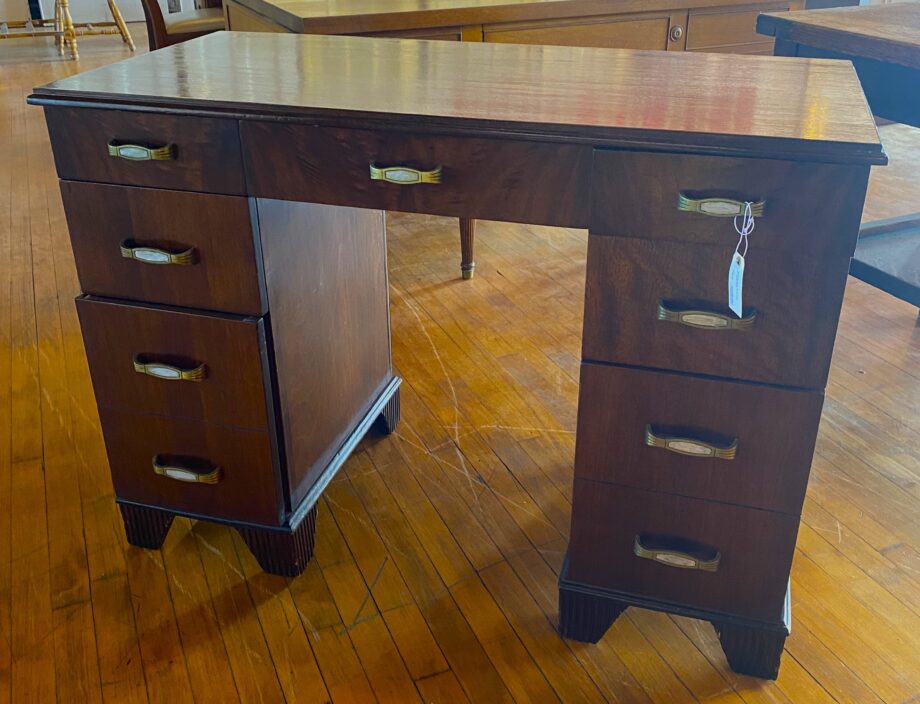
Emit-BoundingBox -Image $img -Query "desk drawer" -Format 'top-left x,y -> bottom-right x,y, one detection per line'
575,363 -> 823,514
591,150 -> 868,260
45,107 -> 245,195
568,480 -> 798,621
77,297 -> 272,430
100,408 -> 282,526
582,235 -> 849,388
62,182 -> 264,315
241,122 -> 591,227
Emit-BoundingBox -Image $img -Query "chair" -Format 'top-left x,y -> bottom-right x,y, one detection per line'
139,0 -> 224,50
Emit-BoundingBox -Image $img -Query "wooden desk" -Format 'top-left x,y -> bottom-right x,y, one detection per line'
758,3 -> 920,308
225,0 -> 805,279
30,31 -> 882,680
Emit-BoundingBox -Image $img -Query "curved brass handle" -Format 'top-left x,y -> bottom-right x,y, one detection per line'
152,455 -> 222,484
108,141 -> 176,161
677,194 -> 765,218
634,534 -> 720,572
657,301 -> 756,330
369,162 -> 442,185
134,355 -> 207,382
120,240 -> 197,265
645,425 -> 737,460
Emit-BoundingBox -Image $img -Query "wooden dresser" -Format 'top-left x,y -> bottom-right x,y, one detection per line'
31,32 -> 884,678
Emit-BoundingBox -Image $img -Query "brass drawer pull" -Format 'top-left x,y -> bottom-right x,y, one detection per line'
657,301 -> 756,330
107,141 -> 176,161
152,454 -> 222,484
645,425 -> 737,460
677,194 -> 765,218
634,534 -> 721,572
120,239 -> 197,265
133,355 -> 207,382
369,162 -> 442,185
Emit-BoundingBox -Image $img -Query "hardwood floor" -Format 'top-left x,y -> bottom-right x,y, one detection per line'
2,26 -> 919,703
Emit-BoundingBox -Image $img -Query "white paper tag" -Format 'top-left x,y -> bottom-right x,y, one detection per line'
728,251 -> 745,318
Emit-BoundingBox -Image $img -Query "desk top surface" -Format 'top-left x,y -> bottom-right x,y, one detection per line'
759,2 -> 920,70
232,0 -> 756,36
31,32 -> 884,164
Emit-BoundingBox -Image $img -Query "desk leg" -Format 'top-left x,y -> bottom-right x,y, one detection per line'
459,218 -> 475,280
238,506 -> 317,578
119,503 -> 174,549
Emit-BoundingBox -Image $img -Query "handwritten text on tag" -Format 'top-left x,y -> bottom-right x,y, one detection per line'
728,251 -> 745,318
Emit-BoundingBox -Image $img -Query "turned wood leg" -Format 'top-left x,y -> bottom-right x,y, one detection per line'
237,506 -> 317,577
558,587 -> 626,643
58,0 -> 78,59
107,0 -> 135,50
54,0 -> 64,55
119,503 -> 174,549
459,218 -> 475,280
376,386 -> 400,435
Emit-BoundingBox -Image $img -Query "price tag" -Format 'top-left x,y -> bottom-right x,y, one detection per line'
728,251 -> 744,318
728,202 -> 755,318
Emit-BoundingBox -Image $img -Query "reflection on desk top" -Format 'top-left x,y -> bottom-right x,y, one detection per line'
759,2 -> 920,70
30,32 -> 885,164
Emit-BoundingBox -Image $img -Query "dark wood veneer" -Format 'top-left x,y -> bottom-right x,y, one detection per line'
567,479 -> 799,622
242,123 -> 592,227
575,362 -> 824,514
591,150 -> 870,260
582,235 -> 851,388
61,182 -> 265,315
45,107 -> 246,194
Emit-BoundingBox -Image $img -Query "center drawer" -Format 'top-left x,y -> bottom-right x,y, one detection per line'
575,362 -> 824,514
568,480 -> 799,622
240,122 -> 592,227
582,235 -> 850,388
77,297 -> 273,430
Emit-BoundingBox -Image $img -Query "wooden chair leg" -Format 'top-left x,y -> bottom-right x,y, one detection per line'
58,0 -> 78,59
459,217 -> 475,280
107,0 -> 136,50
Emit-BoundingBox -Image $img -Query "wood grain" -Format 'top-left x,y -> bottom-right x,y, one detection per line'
60,182 -> 265,315
30,32 -> 884,165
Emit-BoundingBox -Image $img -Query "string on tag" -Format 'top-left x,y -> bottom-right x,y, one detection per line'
733,201 -> 755,259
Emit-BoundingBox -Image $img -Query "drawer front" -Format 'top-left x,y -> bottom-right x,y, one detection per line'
62,182 -> 264,315
582,235 -> 849,388
100,408 -> 282,526
591,150 -> 869,261
483,13 -> 672,51
45,107 -> 245,195
568,480 -> 799,621
77,297 -> 272,430
575,362 -> 823,513
685,3 -> 790,53
241,122 -> 592,227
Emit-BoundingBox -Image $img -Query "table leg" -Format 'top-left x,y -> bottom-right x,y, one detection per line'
460,217 -> 475,280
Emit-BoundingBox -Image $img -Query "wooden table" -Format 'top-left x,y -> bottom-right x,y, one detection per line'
758,2 -> 920,308
225,0 -> 804,278
31,31 -> 882,680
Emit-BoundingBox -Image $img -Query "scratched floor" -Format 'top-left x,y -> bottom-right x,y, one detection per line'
2,26 -> 920,704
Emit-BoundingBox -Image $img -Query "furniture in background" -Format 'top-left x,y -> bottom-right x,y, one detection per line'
223,0 -> 804,279
0,0 -> 133,59
139,0 -> 223,49
31,31 -> 882,679
759,2 -> 920,309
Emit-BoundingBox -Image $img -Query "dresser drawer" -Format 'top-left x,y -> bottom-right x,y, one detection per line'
241,122 -> 591,227
575,362 -> 823,514
568,480 -> 798,621
582,235 -> 849,388
62,182 -> 265,315
77,297 -> 272,430
100,408 -> 283,526
45,107 -> 245,195
591,150 -> 869,260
